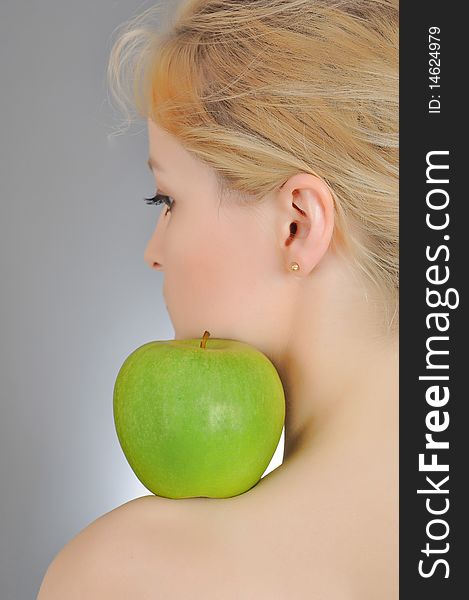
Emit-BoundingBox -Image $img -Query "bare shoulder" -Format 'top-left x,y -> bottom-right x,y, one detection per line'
36,486 -> 394,600
36,494 -> 255,600
36,495 -> 187,599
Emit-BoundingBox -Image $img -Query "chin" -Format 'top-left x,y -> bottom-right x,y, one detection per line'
173,325 -> 192,340
173,325 -> 212,341
174,329 -> 196,341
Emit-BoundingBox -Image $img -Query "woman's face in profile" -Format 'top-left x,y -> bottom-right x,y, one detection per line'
144,118 -> 289,345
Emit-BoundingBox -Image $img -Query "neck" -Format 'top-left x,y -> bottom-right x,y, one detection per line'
273,305 -> 398,465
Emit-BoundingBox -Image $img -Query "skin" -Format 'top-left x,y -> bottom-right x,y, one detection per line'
142,118 -> 398,597
37,117 -> 398,599
144,119 -> 399,598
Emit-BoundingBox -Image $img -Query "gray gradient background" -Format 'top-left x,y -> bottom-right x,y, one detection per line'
0,1 -> 284,598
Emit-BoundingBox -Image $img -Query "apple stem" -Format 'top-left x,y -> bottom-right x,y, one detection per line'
200,330 -> 210,349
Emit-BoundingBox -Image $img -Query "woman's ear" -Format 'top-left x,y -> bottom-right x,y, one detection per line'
276,173 -> 335,276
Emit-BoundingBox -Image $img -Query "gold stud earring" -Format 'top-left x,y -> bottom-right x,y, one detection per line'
290,262 -> 300,271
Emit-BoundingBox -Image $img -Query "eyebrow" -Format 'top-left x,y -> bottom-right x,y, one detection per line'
147,157 -> 164,173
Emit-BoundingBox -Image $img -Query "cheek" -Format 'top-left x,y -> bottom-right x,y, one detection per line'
162,223 -> 230,333
162,212 -> 276,338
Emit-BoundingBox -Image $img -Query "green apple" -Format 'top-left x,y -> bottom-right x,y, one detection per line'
113,331 -> 285,499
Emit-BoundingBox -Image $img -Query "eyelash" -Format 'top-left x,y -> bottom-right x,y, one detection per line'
143,191 -> 174,216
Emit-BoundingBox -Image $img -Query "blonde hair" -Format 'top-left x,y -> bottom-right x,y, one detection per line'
107,0 -> 399,336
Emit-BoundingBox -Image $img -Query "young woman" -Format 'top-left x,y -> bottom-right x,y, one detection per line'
38,1 -> 398,598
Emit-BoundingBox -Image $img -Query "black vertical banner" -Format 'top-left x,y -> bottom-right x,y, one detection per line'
400,1 -> 465,597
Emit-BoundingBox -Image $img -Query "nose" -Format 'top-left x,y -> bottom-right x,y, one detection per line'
144,213 -> 165,271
